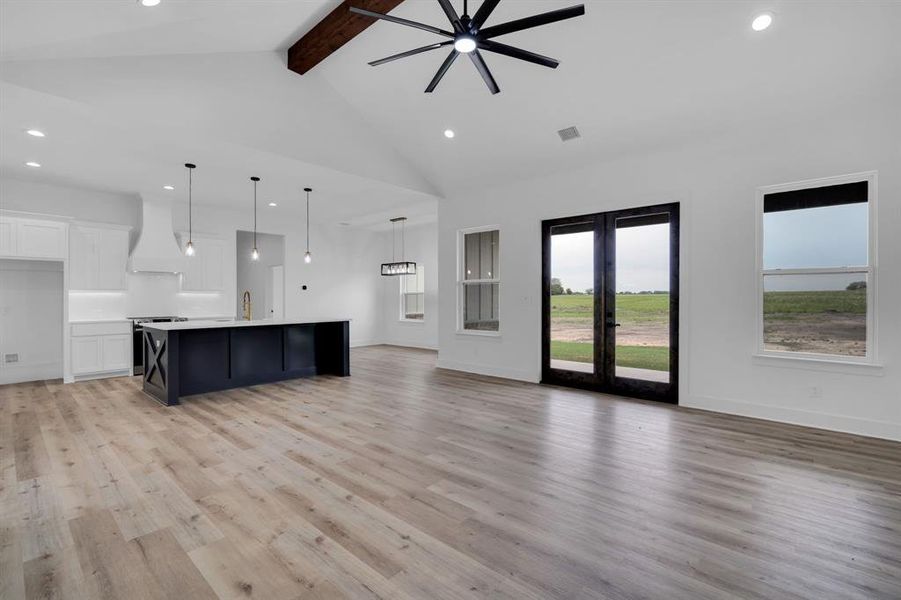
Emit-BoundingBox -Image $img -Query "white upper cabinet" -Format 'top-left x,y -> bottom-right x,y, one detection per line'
178,234 -> 225,291
69,224 -> 130,290
0,216 -> 67,259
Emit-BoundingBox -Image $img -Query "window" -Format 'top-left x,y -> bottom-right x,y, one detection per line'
758,173 -> 876,362
400,266 -> 425,321
458,228 -> 499,333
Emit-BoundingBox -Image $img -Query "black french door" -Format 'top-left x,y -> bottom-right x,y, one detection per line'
541,203 -> 679,403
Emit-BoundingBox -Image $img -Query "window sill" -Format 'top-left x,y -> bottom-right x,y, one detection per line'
456,329 -> 501,338
398,319 -> 425,324
752,353 -> 884,376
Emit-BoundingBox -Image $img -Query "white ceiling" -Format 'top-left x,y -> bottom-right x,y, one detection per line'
1,0 -> 899,220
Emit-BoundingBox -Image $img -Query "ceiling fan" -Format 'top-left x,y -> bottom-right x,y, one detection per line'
349,0 -> 585,94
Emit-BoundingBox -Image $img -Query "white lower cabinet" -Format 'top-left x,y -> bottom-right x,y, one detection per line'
71,336 -> 103,374
70,322 -> 132,379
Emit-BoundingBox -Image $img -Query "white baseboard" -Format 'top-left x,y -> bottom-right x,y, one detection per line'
71,369 -> 132,383
350,339 -> 380,348
685,394 -> 901,442
382,341 -> 439,351
0,361 -> 62,385
436,358 -> 539,383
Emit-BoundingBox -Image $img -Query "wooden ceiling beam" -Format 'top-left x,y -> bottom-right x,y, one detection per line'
288,0 -> 406,76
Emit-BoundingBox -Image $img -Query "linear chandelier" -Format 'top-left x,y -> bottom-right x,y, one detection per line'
381,217 -> 416,276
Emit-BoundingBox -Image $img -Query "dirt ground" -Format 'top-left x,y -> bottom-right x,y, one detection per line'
552,313 -> 865,357
551,320 -> 668,346
764,314 -> 866,356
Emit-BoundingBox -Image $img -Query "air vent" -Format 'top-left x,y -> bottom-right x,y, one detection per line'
557,126 -> 581,142
5,353 -> 19,363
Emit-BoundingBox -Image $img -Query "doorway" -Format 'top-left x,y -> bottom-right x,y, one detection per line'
541,203 -> 679,403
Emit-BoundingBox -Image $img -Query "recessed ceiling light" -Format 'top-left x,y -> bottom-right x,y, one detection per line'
268,202 -> 278,207
751,12 -> 773,31
139,0 -> 161,6
26,129 -> 45,138
25,161 -> 41,168
163,185 -> 175,190
444,129 -> 455,139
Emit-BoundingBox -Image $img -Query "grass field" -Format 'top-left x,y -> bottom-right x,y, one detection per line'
551,293 -> 669,371
550,289 -> 866,368
550,341 -> 670,371
762,289 -> 866,314
550,293 -> 669,324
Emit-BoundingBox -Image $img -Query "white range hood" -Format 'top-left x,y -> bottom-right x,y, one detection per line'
128,196 -> 185,274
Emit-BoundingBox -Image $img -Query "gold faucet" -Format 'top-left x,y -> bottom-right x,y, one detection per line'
242,290 -> 252,321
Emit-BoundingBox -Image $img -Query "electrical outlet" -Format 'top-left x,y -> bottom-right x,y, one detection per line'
4,353 -> 19,363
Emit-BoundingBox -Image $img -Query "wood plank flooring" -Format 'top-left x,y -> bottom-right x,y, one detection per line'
1,345 -> 899,599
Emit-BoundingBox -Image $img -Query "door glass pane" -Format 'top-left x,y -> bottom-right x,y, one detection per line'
614,215 -> 670,383
763,272 -> 867,357
549,226 -> 594,373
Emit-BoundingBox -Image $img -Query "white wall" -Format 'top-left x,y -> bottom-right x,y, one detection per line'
379,221 -> 439,350
438,103 -> 901,441
0,259 -> 63,384
0,177 -> 140,227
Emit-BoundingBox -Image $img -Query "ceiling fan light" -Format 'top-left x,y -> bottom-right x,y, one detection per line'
454,36 -> 477,53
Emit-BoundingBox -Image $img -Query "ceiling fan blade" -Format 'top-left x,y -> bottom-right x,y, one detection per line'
472,0 -> 502,29
349,6 -> 454,38
479,4 -> 585,39
425,50 -> 460,93
435,0 -> 464,32
468,50 -> 500,94
369,41 -> 454,66
478,39 -> 559,68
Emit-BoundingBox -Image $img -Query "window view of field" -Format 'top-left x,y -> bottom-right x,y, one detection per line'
763,280 -> 867,356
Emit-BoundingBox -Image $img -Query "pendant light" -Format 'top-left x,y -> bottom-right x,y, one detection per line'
381,217 -> 416,276
184,163 -> 196,257
250,176 -> 260,261
303,187 -> 313,264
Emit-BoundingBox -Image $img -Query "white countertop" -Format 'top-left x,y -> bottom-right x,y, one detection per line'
69,318 -> 130,324
144,318 -> 351,331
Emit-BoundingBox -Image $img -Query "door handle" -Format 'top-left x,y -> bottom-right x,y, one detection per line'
606,321 -> 621,327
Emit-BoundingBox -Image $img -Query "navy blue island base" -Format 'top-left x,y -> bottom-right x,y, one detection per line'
142,319 -> 350,406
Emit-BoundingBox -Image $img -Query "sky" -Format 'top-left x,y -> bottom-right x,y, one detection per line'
551,203 -> 868,294
551,224 -> 669,293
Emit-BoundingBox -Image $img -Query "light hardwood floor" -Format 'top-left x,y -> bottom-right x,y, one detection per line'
1,345 -> 899,599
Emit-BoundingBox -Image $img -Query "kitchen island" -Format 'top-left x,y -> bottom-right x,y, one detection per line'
141,319 -> 350,405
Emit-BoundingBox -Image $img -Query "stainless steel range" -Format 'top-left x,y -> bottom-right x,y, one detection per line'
129,316 -> 187,375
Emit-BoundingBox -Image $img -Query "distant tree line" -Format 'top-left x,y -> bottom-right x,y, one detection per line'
551,277 -> 667,296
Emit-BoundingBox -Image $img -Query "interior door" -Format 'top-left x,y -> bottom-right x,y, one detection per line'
542,203 -> 679,403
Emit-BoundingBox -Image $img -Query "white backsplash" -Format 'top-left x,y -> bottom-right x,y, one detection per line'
69,272 -> 232,320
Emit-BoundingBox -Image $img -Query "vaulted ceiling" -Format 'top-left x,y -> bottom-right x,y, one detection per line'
1,1 -> 899,221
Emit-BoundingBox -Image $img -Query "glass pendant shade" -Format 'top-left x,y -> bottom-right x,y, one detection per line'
185,240 -> 195,256
251,247 -> 260,261
304,251 -> 312,264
